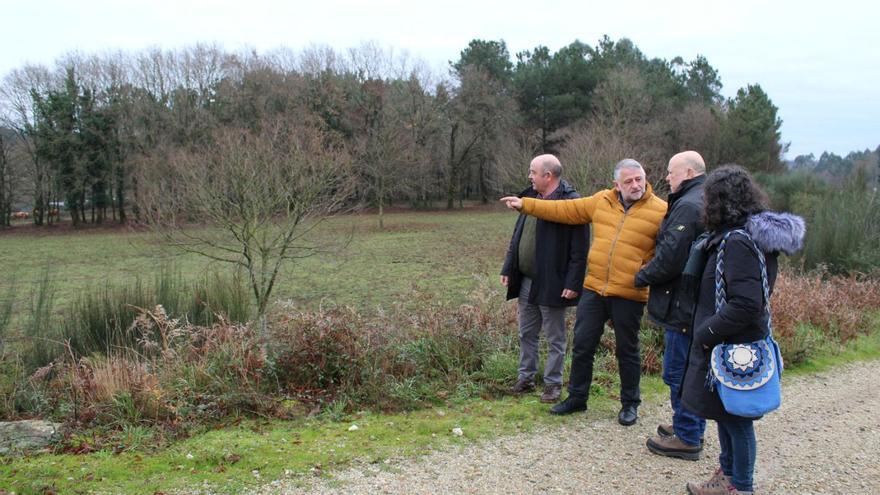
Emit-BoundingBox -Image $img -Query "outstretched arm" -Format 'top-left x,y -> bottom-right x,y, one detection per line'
500,194 -> 597,225
522,196 -> 596,225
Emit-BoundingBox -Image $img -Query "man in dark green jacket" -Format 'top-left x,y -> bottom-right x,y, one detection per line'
501,154 -> 588,403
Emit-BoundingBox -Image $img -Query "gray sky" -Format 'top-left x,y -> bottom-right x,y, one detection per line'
3,0 -> 877,158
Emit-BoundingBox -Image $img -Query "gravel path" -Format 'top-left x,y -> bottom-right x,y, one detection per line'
253,360 -> 879,495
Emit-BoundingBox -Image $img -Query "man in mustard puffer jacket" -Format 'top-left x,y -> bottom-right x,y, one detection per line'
501,159 -> 667,425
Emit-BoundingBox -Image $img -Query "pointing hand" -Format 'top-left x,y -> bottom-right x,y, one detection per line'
500,196 -> 523,211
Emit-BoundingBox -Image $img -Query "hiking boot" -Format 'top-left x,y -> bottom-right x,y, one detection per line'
540,384 -> 562,403
618,405 -> 638,426
509,377 -> 535,394
646,434 -> 702,460
686,468 -> 732,495
549,396 -> 587,415
658,423 -> 705,445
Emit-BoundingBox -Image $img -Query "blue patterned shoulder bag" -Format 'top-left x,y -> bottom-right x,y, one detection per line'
708,229 -> 783,418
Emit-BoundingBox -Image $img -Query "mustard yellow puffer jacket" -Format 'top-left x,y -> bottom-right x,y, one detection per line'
521,185 -> 667,302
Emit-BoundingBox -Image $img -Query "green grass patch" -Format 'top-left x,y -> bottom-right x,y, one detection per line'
0,209 -> 513,317
783,312 -> 880,376
0,393 -> 612,495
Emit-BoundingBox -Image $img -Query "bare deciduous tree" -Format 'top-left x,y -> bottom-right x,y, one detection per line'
557,120 -> 661,194
491,131 -> 542,195
137,117 -> 354,336
0,65 -> 56,225
0,133 -> 15,226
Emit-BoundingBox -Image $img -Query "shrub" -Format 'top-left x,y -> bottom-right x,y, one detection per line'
25,264 -> 254,363
639,325 -> 664,375
0,353 -> 26,419
771,268 -> 880,364
270,281 -> 518,410
799,187 -> 880,274
759,168 -> 880,274
271,307 -> 367,394
7,266 -> 880,439
22,267 -> 60,371
756,170 -> 830,213
25,307 -> 272,428
0,275 -> 14,353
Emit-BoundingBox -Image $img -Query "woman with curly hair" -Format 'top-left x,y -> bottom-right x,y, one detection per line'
681,165 -> 805,495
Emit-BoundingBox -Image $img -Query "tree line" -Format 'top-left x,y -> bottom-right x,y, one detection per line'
0,36 -> 790,228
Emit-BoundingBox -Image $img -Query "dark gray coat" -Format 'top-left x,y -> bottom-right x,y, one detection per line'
501,180 -> 589,307
680,212 -> 805,421
635,175 -> 705,332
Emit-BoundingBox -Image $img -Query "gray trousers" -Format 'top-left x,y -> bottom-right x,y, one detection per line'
518,277 -> 568,386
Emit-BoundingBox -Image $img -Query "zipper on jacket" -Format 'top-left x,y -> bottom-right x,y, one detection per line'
602,208 -> 629,295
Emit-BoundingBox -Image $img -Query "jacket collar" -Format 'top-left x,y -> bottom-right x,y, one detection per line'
706,222 -> 747,250
519,179 -> 576,200
668,175 -> 705,203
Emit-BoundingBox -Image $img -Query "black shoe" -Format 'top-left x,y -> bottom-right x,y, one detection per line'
550,397 -> 587,415
618,405 -> 638,426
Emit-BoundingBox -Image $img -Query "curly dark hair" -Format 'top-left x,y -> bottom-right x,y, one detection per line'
702,164 -> 768,232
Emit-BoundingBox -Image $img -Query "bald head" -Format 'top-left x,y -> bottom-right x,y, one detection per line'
670,151 -> 706,174
666,151 -> 706,193
531,154 -> 563,178
528,154 -> 563,195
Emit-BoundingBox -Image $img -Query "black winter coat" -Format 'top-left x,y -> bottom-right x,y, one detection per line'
501,180 -> 589,307
680,223 -> 781,421
635,175 -> 705,332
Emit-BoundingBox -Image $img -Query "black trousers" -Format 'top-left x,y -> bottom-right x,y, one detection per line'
567,289 -> 645,407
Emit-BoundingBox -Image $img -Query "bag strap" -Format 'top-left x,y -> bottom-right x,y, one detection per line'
714,229 -> 773,338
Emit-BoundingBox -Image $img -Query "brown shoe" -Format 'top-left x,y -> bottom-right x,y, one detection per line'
686,468 -> 732,495
509,377 -> 535,394
540,384 -> 562,403
647,434 -> 702,460
657,423 -> 705,445
657,423 -> 674,437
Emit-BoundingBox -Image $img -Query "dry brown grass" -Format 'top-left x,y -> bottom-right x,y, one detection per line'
772,268 -> 880,363
15,270 -> 880,429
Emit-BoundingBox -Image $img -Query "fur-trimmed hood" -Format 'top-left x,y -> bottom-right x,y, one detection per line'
745,211 -> 806,255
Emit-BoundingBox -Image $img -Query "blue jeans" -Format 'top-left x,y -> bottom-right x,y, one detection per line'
717,419 -> 756,492
662,329 -> 706,446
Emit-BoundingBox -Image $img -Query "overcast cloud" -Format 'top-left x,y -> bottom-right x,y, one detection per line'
2,0 -> 877,158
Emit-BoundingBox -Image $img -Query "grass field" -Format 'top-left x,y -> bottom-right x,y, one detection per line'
0,206 -> 515,317
2,207 -> 880,494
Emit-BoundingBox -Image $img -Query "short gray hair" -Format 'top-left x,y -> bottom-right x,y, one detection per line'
613,158 -> 644,181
